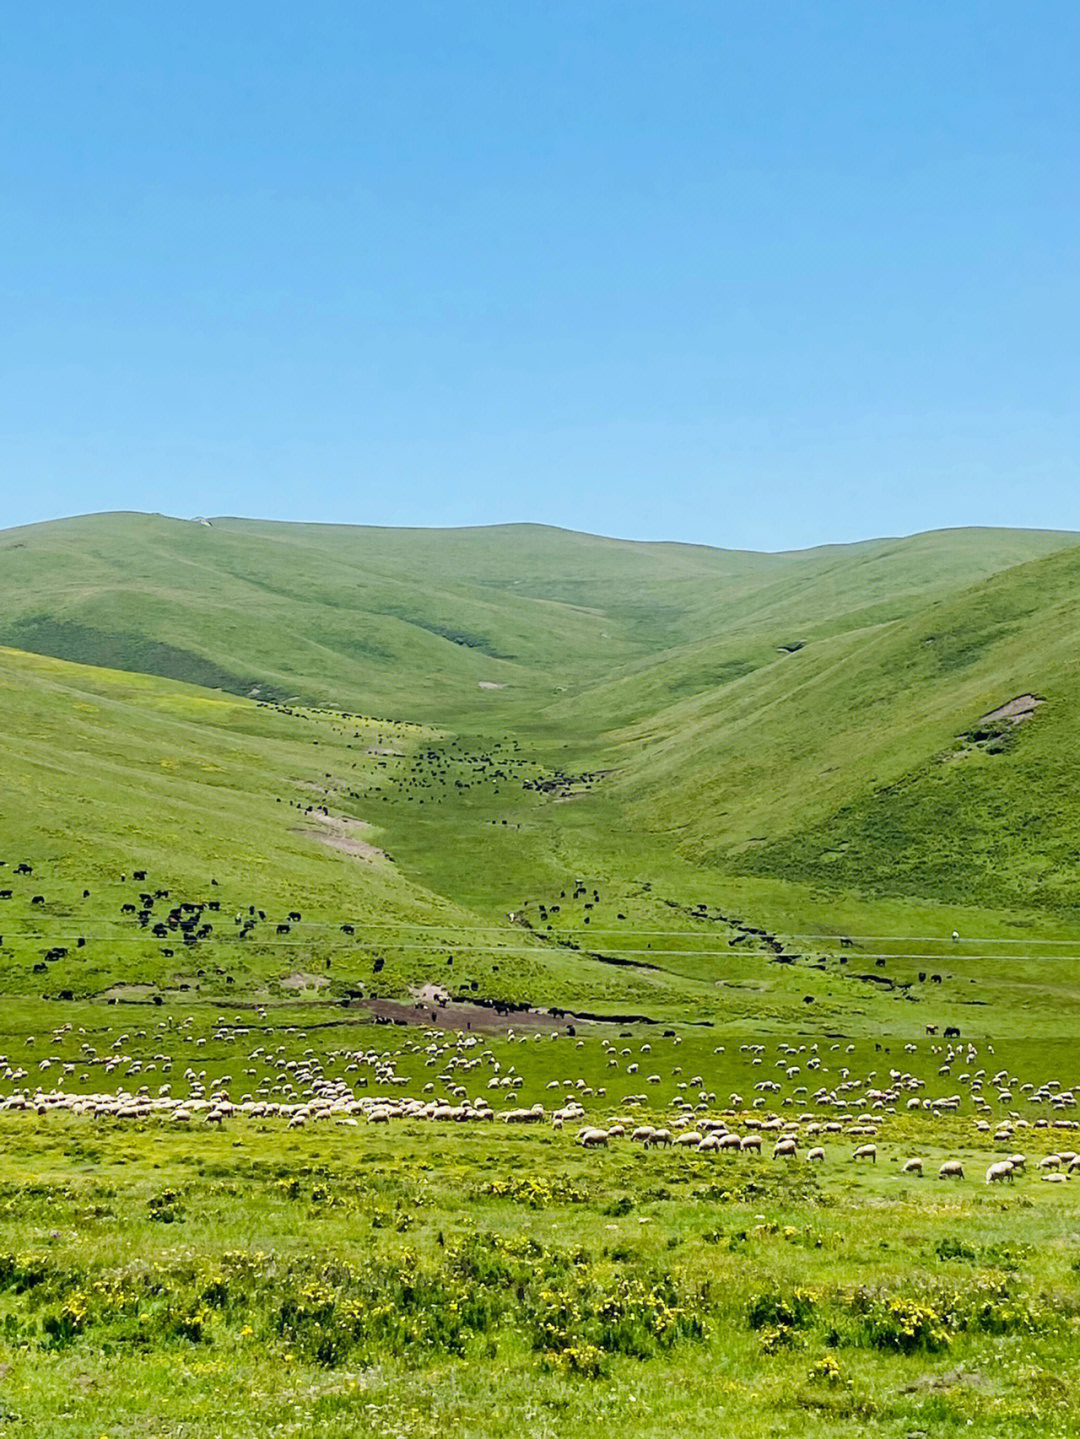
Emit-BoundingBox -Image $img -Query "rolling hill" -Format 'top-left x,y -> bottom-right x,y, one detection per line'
2,511 -> 1080,1034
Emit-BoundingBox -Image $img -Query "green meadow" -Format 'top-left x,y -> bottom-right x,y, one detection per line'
2,513 -> 1080,1435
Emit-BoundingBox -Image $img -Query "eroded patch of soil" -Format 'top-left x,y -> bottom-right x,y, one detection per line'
981,694 -> 1044,723
294,813 -> 385,862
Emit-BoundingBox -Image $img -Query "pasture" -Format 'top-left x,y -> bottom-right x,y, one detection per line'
2,1011 -> 1080,1436
4,517 -> 1080,1432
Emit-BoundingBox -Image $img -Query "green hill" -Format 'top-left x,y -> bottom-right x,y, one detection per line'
3,511 -> 1080,1036
0,513 -> 1072,726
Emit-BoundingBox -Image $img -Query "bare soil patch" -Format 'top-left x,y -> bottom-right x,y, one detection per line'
351,984 -> 576,1032
982,694 -> 1044,724
294,813 -> 385,863
280,971 -> 330,991
97,983 -> 158,1001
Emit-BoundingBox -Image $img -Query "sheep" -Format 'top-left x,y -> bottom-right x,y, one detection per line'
578,1127 -> 608,1148
773,1138 -> 797,1159
852,1143 -> 877,1164
901,1157 -> 924,1176
740,1134 -> 761,1153
985,1160 -> 1015,1184
938,1161 -> 964,1180
806,1146 -> 825,1163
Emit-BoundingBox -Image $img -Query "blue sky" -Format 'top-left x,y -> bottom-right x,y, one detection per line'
3,1 -> 1078,549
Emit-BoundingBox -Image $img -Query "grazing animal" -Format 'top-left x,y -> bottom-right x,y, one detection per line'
578,1127 -> 609,1148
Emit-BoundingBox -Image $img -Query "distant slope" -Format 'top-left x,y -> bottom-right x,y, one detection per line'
7,514 -> 1080,1029
612,542 -> 1080,912
0,513 -> 1073,728
0,644 -> 687,1012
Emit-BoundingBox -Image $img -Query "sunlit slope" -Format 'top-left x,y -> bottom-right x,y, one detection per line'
0,645 -> 684,1010
613,542 -> 1080,912
0,513 -> 1073,727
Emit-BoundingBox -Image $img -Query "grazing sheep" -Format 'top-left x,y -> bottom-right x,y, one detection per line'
852,1143 -> 877,1164
773,1138 -> 797,1159
901,1157 -> 924,1176
938,1161 -> 964,1180
986,1161 -> 1015,1184
740,1133 -> 762,1153
806,1146 -> 825,1163
578,1127 -> 608,1148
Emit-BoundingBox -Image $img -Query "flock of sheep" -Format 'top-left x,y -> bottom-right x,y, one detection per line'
1,1018 -> 1079,1193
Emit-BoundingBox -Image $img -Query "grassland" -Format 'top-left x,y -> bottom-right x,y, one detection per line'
3,513 -> 1080,1434
3,1015 -> 1080,1438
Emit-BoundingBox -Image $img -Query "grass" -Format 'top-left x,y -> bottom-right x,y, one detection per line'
2,1012 -> 1080,1436
3,514 -> 1080,1431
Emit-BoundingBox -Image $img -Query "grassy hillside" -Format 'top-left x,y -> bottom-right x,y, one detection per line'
7,516 -> 1080,1437
610,543 -> 1080,914
0,513 -> 1073,728
3,513 -> 1080,1030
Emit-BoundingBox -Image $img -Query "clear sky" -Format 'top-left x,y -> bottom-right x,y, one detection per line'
3,1 -> 1078,549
